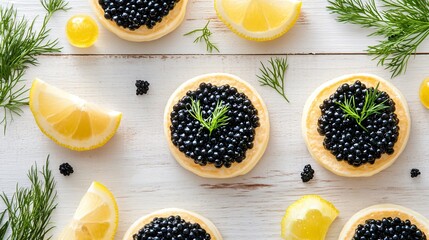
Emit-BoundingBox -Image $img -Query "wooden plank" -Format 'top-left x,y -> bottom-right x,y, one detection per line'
1,55 -> 428,239
4,0 -> 429,55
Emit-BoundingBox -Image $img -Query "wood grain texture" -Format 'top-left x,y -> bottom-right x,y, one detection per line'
1,55 -> 428,239
4,0 -> 429,54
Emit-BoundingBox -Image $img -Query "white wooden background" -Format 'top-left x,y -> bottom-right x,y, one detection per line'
1,0 -> 429,239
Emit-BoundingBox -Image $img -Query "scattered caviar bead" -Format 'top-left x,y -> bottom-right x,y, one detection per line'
133,215 -> 211,240
170,83 -> 260,168
99,0 -> 181,30
136,80 -> 150,95
318,80 -> 399,167
301,164 -> 314,182
353,217 -> 427,239
59,163 -> 74,176
411,168 -> 421,178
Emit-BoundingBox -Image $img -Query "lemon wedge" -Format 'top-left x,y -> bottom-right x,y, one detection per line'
281,195 -> 339,240
420,77 -> 429,109
58,182 -> 119,240
29,79 -> 122,151
215,0 -> 302,41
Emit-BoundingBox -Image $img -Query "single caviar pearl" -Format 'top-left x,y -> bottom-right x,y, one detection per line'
420,77 -> 429,109
66,15 -> 99,48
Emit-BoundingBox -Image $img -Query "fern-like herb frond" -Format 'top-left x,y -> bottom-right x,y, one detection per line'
0,0 -> 69,134
257,57 -> 290,102
184,20 -> 220,53
0,156 -> 57,240
336,83 -> 389,130
188,98 -> 230,135
328,0 -> 429,77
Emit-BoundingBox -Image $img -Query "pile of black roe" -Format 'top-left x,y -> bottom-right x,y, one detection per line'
98,0 -> 181,30
170,83 -> 260,168
318,81 -> 399,167
133,215 -> 211,240
353,217 -> 426,240
136,80 -> 150,95
301,164 -> 314,182
59,163 -> 74,176
411,168 -> 421,178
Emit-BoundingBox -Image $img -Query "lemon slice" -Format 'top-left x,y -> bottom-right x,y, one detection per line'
281,195 -> 339,240
215,0 -> 302,41
59,182 -> 119,240
29,79 -> 122,151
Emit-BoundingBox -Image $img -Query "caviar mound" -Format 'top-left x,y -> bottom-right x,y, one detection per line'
302,74 -> 410,177
164,73 -> 270,178
122,208 -> 222,240
90,0 -> 188,42
339,204 -> 429,239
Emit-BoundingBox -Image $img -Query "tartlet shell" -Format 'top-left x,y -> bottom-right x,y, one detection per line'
164,73 -> 270,178
90,0 -> 188,42
339,204 -> 429,239
302,73 -> 410,177
122,208 -> 222,240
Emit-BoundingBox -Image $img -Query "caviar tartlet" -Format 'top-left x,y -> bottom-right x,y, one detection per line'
90,0 -> 188,41
164,73 -> 270,178
302,74 -> 410,177
339,204 -> 429,239
123,208 -> 222,240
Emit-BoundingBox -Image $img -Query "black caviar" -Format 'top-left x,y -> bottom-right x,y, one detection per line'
59,163 -> 74,176
301,164 -> 314,182
98,0 -> 181,30
136,80 -> 150,95
170,83 -> 260,168
411,168 -> 421,178
133,215 -> 211,240
353,217 -> 426,240
318,80 -> 399,167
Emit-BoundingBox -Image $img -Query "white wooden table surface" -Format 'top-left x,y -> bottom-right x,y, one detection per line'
1,0 -> 429,239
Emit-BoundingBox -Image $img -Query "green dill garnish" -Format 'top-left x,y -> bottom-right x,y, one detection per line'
336,83 -> 389,130
188,98 -> 230,135
0,210 -> 8,239
184,20 -> 220,53
0,0 -> 69,134
0,156 -> 57,240
257,57 -> 290,102
327,0 -> 429,77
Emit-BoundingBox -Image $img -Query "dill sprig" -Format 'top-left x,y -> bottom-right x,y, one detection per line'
184,20 -> 220,53
188,98 -> 230,135
336,83 -> 389,130
327,0 -> 429,77
0,0 -> 69,134
0,211 -> 8,239
257,57 -> 290,102
0,156 -> 57,240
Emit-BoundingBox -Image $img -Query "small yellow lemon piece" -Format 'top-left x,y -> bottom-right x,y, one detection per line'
420,77 -> 429,109
215,0 -> 302,41
29,79 -> 122,151
281,195 -> 339,240
66,14 -> 99,48
58,182 -> 119,240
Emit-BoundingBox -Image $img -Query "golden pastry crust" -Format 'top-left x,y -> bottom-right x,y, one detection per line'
302,74 -> 410,177
164,73 -> 270,178
339,204 -> 429,239
90,0 -> 188,42
123,208 -> 222,240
